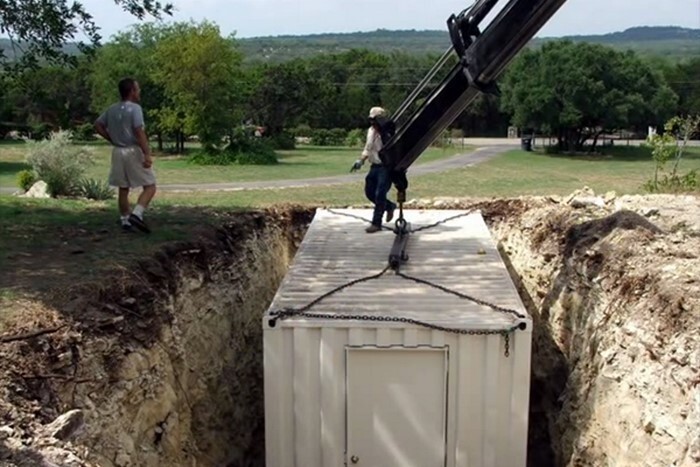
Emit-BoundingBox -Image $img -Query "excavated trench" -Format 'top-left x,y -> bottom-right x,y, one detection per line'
2,197 -> 698,467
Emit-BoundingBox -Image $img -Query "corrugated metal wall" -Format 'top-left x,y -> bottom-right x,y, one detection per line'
263,209 -> 532,467
264,325 -> 532,467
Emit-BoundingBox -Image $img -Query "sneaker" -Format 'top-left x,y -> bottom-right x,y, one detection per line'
121,223 -> 133,233
386,206 -> 395,223
128,214 -> 151,234
365,224 -> 382,234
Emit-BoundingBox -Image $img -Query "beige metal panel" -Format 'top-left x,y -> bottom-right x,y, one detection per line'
265,325 -> 530,467
495,332 -> 515,467
293,328 -> 322,466
266,209 -> 529,331
509,329 -> 533,466
345,348 -> 449,467
483,334 -> 502,467
456,334 -> 485,466
320,328 -> 346,466
263,328 -> 295,467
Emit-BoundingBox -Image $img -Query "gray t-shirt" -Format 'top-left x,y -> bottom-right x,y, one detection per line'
96,101 -> 145,148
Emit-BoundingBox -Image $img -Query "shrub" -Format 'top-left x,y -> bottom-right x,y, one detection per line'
189,129 -> 278,166
644,169 -> 698,194
311,128 -> 348,146
189,149 -> 238,165
26,131 -> 94,197
268,131 -> 296,150
292,124 -> 312,138
16,169 -> 37,191
345,128 -> 365,147
236,148 -> 278,165
29,123 -> 51,141
78,178 -> 114,200
71,123 -> 96,142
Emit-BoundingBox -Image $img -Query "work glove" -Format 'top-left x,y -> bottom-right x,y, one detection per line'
350,159 -> 364,173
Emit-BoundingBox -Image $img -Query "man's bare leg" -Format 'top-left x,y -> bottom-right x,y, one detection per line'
118,188 -> 130,216
135,184 -> 156,214
129,184 -> 156,233
118,188 -> 132,229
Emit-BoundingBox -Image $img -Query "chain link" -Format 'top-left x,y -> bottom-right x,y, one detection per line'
408,208 -> 479,233
394,271 -> 527,320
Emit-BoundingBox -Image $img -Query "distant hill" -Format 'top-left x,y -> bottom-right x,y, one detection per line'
237,29 -> 452,61
532,26 -> 700,60
237,26 -> 700,62
2,26 -> 699,63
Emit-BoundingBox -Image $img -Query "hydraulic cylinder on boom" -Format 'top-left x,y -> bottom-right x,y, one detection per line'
378,0 -> 568,269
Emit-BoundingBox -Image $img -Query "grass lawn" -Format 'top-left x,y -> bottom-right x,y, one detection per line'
1,144 -> 699,317
0,141 -> 467,190
155,145 -> 700,207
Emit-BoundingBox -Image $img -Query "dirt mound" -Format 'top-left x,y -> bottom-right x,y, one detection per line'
485,192 -> 700,467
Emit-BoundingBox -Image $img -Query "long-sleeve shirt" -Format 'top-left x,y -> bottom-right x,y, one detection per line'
361,126 -> 383,165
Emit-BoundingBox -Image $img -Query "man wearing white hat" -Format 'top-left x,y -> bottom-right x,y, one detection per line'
351,106 -> 397,233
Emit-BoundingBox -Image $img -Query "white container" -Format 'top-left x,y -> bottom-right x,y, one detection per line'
263,209 -> 532,467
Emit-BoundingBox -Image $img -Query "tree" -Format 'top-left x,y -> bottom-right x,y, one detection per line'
645,114 -> 700,192
89,24 -> 168,150
667,58 -> 700,116
0,0 -> 172,69
500,41 -> 678,151
250,61 -> 318,135
3,59 -> 92,133
151,22 -> 244,152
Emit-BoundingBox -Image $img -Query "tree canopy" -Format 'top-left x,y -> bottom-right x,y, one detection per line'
500,40 -> 678,151
0,0 -> 172,68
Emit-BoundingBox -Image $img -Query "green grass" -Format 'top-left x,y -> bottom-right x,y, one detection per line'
155,146 -> 700,207
0,142 -> 467,190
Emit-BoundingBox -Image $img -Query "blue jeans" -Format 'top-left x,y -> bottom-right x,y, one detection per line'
365,165 -> 397,226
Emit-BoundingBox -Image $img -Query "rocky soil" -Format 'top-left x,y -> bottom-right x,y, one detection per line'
1,191 -> 699,467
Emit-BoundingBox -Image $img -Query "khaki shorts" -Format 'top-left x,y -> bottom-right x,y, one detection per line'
108,146 -> 156,188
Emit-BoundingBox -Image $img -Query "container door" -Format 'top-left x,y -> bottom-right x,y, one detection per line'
345,347 -> 448,467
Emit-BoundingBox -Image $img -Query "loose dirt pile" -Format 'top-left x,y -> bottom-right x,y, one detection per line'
409,190 -> 700,467
1,191 -> 698,467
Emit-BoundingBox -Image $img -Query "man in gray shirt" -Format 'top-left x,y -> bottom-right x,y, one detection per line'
95,78 -> 156,233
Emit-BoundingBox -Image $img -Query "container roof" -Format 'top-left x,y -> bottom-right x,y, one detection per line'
265,209 -> 530,331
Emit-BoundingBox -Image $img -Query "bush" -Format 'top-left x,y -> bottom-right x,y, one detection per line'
236,148 -> 278,165
78,178 -> 114,200
26,131 -> 94,197
189,149 -> 238,165
30,123 -> 51,141
16,169 -> 37,191
292,124 -> 312,138
189,129 -> 278,166
644,170 -> 698,193
345,128 -> 365,147
71,123 -> 96,142
268,131 -> 296,150
311,128 -> 348,146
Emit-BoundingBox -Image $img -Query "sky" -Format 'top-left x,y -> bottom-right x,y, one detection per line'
82,0 -> 700,40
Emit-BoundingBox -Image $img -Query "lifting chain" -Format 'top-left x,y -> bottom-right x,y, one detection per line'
271,202 -> 527,357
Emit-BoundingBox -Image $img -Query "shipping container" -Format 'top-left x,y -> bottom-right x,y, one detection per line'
263,208 -> 532,467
